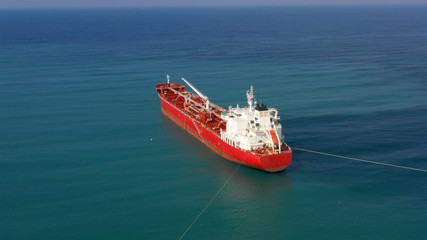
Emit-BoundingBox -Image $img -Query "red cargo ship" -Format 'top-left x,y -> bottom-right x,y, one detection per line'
156,75 -> 292,172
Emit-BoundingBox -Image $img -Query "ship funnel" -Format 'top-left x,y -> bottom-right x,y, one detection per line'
181,78 -> 210,109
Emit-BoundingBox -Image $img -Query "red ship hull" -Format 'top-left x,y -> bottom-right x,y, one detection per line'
157,83 -> 292,172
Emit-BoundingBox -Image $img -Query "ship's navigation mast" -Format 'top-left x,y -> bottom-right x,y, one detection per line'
246,86 -> 254,111
181,78 -> 210,109
166,74 -> 170,84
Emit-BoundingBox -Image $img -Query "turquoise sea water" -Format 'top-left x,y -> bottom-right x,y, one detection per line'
1,6 -> 426,239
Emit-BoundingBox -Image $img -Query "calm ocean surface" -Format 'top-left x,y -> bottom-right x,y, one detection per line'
1,6 -> 426,239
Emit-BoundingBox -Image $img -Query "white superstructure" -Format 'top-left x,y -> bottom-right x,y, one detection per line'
220,86 -> 285,154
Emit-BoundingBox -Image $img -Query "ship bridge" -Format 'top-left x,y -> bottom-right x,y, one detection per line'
220,86 -> 285,154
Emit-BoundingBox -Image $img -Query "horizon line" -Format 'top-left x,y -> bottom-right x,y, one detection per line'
1,3 -> 427,10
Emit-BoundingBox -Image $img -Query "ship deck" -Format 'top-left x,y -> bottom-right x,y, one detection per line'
156,83 -> 291,157
156,83 -> 226,136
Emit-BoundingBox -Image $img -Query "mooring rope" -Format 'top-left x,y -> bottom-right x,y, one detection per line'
292,147 -> 427,173
178,164 -> 241,240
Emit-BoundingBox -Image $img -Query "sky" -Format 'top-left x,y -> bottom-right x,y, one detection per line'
1,0 -> 427,8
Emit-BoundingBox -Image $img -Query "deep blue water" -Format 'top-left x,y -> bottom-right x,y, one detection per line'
1,6 -> 426,239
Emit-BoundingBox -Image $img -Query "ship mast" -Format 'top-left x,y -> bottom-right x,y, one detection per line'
246,86 -> 254,111
181,78 -> 210,109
